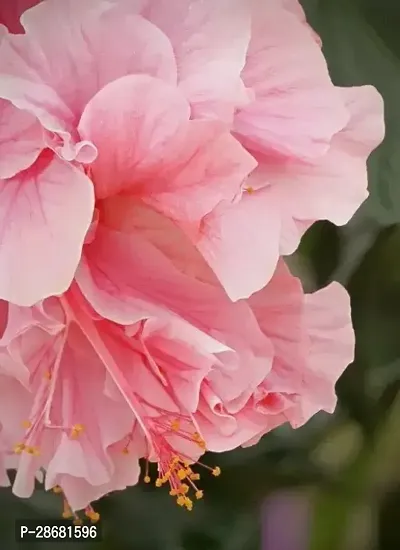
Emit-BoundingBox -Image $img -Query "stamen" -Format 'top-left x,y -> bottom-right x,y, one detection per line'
137,413 -> 221,511
13,443 -> 25,454
62,499 -> 83,525
85,505 -> 100,523
26,446 -> 40,456
245,186 -> 254,194
70,424 -> 84,439
143,460 -> 151,484
62,499 -> 74,520
171,419 -> 180,431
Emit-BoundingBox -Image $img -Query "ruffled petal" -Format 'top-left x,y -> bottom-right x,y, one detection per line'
196,188 -> 281,300
0,99 -> 43,179
235,1 -> 349,160
250,86 -> 385,257
0,151 -> 94,305
0,0 -> 176,162
141,0 -> 252,121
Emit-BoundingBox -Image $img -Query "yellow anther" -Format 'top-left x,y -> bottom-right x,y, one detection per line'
85,511 -> 100,523
73,518 -> 83,526
212,466 -> 221,477
71,424 -> 84,439
177,495 -> 186,507
190,473 -> 200,481
171,456 -> 180,465
192,432 -> 206,448
180,484 -> 189,495
121,447 -> 129,455
245,186 -> 254,194
52,486 -> 62,494
13,443 -> 25,454
21,420 -> 32,429
177,469 -> 187,480
169,489 -> 177,497
171,419 -> 180,431
62,499 -> 74,520
155,478 -> 163,488
184,497 -> 193,511
26,446 -> 40,456
195,490 -> 204,500
44,371 -> 52,381
144,475 -> 151,484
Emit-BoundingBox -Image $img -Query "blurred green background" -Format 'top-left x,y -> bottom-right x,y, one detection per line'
2,0 -> 400,548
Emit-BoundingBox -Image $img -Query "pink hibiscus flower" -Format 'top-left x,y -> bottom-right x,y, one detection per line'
0,258 -> 353,517
0,0 -> 382,522
0,0 -> 383,308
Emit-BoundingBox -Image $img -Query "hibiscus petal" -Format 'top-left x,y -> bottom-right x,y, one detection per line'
0,99 -> 43,179
299,282 -> 355,418
259,85 -> 384,256
77,224 -> 228,327
0,151 -> 94,306
143,326 -> 214,412
78,74 -> 191,200
143,121 -> 257,224
78,74 -> 256,214
0,0 -> 176,162
141,0 -> 252,121
196,188 -> 281,301
234,2 -> 349,160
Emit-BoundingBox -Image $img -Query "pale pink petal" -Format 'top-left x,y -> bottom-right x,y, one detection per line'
101,199 -> 219,287
48,447 -> 141,512
196,188 -> 281,301
41,321 -> 135,508
143,124 -> 256,224
76,225 -> 209,326
78,75 -> 190,199
0,374 -> 31,441
0,152 -> 94,306
0,0 -> 176,161
0,100 -> 43,179
253,86 -> 385,257
271,0 -> 322,45
234,2 -> 349,160
274,0 -> 306,19
77,222 -> 272,366
0,447 -> 10,486
78,74 -> 256,220
297,282 -> 355,418
247,260 -> 304,364
141,0 -> 252,121
143,325 -> 214,412
46,435 -> 110,488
